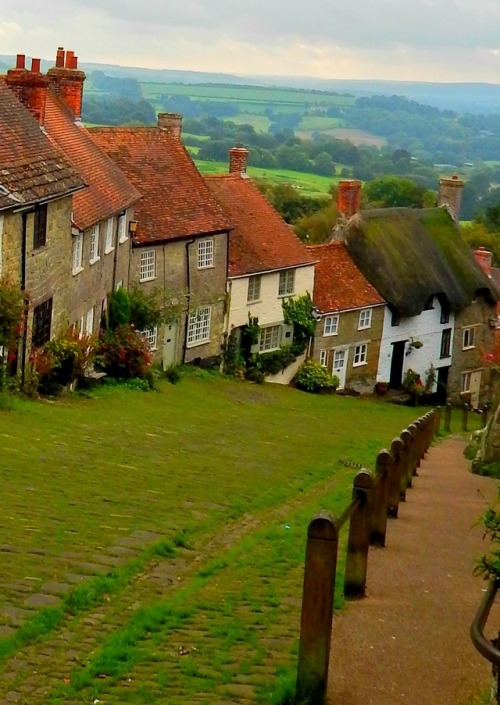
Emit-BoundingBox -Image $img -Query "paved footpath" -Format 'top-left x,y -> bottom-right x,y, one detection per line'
327,437 -> 500,705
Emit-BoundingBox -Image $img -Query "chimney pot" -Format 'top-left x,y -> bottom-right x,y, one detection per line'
229,145 -> 249,174
55,47 -> 65,68
474,246 -> 493,277
65,50 -> 74,69
16,54 -> 26,70
31,58 -> 41,73
157,112 -> 183,139
71,55 -> 78,69
337,180 -> 362,219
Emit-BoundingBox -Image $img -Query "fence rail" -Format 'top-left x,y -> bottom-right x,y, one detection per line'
471,579 -> 500,704
296,407 -> 441,704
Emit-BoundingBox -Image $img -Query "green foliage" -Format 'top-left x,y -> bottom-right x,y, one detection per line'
293,361 -> 339,393
223,329 -> 245,377
474,495 -> 500,579
163,365 -> 182,385
364,175 -> 429,208
282,293 -> 316,347
95,325 -> 152,379
107,288 -> 131,330
0,277 -> 24,348
403,368 -> 424,397
31,330 -> 95,395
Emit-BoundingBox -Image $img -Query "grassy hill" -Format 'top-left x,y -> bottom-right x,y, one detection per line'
0,375 -> 424,703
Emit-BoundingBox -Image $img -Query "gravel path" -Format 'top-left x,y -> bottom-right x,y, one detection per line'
327,437 -> 500,705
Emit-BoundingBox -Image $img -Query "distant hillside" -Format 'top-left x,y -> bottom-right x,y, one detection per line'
1,54 -> 500,115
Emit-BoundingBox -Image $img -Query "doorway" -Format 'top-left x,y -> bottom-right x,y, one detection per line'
389,340 -> 407,388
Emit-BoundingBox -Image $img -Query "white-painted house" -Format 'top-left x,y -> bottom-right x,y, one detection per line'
205,148 -> 316,383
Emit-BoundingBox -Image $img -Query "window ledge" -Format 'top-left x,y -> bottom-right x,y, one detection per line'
186,338 -> 210,348
72,266 -> 84,276
278,292 -> 294,299
119,236 -> 129,244
247,299 -> 262,305
324,332 -> 339,337
140,275 -> 157,283
440,354 -> 451,359
105,246 -> 115,255
352,361 -> 368,368
90,256 -> 100,266
198,264 -> 215,270
358,325 -> 371,331
462,345 -> 475,351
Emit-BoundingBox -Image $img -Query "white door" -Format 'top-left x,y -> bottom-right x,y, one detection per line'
333,348 -> 348,390
470,370 -> 482,409
163,322 -> 178,369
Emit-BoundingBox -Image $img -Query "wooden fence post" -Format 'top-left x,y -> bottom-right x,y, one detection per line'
296,512 -> 338,705
444,404 -> 452,432
344,470 -> 374,599
399,429 -> 411,499
482,406 -> 489,428
408,424 -> 419,477
462,404 -> 469,432
370,449 -> 392,547
388,437 -> 404,518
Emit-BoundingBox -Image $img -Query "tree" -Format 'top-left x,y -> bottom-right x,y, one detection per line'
364,176 -> 428,208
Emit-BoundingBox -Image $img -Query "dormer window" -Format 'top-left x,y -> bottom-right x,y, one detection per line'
358,308 -> 372,330
198,239 -> 214,269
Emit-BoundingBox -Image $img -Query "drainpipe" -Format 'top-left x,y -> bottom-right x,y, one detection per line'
182,238 -> 195,363
20,211 -> 29,384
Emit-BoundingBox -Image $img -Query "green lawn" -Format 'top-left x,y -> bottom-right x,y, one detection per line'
297,115 -> 344,131
0,376 -> 426,703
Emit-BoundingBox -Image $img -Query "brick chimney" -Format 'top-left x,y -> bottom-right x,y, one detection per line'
47,47 -> 86,122
337,180 -> 362,219
5,54 -> 49,125
474,246 -> 493,277
438,174 -> 464,223
229,145 -> 249,174
158,113 -> 183,139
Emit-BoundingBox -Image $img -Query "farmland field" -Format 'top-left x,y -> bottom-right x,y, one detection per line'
0,376 -> 424,704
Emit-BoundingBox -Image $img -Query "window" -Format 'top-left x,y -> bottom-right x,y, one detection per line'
278,270 -> 295,296
353,343 -> 368,366
32,298 -> 53,347
391,310 -> 400,327
440,305 -> 450,324
463,327 -> 475,349
105,217 -> 115,253
90,225 -> 100,263
319,350 -> 329,367
187,306 -> 211,346
33,204 -> 48,250
140,250 -> 156,282
85,307 -> 94,336
461,371 -> 472,393
141,326 -> 158,350
247,275 -> 262,303
72,232 -> 83,274
197,239 -> 214,269
118,213 -> 128,243
423,295 -> 434,310
259,325 -> 281,352
440,328 -> 452,358
324,315 -> 339,336
358,308 -> 372,330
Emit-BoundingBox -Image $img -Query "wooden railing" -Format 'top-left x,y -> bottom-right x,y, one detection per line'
295,408 -> 441,704
471,579 -> 500,704
443,402 -> 490,433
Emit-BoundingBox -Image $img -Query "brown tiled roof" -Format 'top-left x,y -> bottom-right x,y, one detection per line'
43,92 -> 140,230
89,127 -> 230,243
307,241 -> 385,313
205,173 -> 315,277
0,80 -> 84,211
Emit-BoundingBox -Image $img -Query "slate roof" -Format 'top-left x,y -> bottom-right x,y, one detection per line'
43,92 -> 140,230
342,207 -> 498,317
89,127 -> 230,243
0,80 -> 84,211
205,173 -> 315,277
306,241 -> 384,313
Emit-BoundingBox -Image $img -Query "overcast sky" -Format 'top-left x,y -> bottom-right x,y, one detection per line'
1,0 -> 499,83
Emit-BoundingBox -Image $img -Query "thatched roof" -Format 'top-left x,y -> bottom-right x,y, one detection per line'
343,207 -> 498,317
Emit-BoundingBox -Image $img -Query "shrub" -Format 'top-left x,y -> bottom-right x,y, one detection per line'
164,365 -> 182,385
31,330 -> 94,395
95,325 -> 151,379
293,361 -> 339,393
107,288 -> 131,330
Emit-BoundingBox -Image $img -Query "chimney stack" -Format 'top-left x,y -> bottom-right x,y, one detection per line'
157,113 -> 183,139
5,54 -> 49,125
474,246 -> 493,277
337,180 -> 362,220
47,47 -> 86,123
229,145 -> 249,175
438,174 -> 464,224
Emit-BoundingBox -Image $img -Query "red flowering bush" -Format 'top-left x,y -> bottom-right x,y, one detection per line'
95,325 -> 151,379
31,329 -> 95,394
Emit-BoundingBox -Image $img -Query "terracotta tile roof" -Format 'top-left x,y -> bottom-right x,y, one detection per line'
43,92 -> 140,230
0,80 -> 84,211
88,127 -> 230,243
306,241 -> 385,313
205,173 -> 315,277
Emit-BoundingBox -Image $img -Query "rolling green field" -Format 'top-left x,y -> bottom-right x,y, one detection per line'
0,375 -> 423,704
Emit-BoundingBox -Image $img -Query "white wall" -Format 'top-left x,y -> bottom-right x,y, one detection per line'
377,298 -> 455,390
227,265 -> 315,330
0,213 -> 3,277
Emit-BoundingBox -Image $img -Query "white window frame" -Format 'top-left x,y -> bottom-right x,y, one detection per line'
358,308 -> 372,330
140,249 -> 156,282
461,371 -> 472,393
118,213 -> 128,243
89,225 -> 100,264
85,307 -> 94,336
324,315 -> 339,336
141,326 -> 158,351
105,217 -> 115,254
247,275 -> 262,304
72,231 -> 83,274
319,350 -> 329,367
197,239 -> 214,269
278,269 -> 295,297
353,343 -> 368,366
187,306 -> 212,347
259,325 -> 281,352
462,327 -> 475,350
